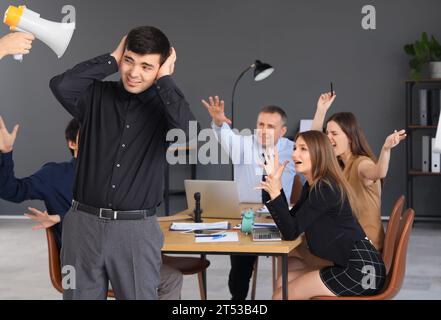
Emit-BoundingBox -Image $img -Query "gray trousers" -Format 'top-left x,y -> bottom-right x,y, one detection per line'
61,207 -> 164,300
107,263 -> 183,300
158,263 -> 183,300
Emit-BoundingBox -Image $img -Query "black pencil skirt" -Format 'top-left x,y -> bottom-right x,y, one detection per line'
319,238 -> 386,296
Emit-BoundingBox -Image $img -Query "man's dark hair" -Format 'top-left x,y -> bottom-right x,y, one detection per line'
65,119 -> 79,156
259,105 -> 288,126
125,26 -> 171,64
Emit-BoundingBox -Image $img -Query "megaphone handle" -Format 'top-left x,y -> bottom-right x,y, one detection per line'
11,28 -> 30,62
13,54 -> 23,62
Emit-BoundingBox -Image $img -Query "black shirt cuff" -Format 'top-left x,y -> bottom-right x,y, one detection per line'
0,151 -> 13,166
88,53 -> 119,75
155,75 -> 176,92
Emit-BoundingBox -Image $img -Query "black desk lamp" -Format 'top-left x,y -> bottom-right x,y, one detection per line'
231,60 -> 274,128
230,60 -> 274,179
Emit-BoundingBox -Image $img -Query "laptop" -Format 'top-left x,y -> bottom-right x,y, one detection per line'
252,227 -> 282,241
184,180 -> 242,219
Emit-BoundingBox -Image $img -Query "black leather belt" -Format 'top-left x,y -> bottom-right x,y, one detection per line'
72,200 -> 156,220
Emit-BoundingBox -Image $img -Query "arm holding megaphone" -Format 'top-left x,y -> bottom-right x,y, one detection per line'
3,5 -> 75,61
0,32 -> 34,60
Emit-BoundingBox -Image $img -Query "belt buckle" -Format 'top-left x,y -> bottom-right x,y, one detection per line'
99,208 -> 112,220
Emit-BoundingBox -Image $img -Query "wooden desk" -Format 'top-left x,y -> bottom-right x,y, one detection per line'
159,210 -> 302,300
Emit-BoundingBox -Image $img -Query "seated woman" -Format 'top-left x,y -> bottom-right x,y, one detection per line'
311,92 -> 406,251
281,93 -> 407,276
258,131 -> 386,299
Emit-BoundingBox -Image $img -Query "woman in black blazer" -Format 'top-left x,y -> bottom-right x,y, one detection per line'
257,131 -> 386,299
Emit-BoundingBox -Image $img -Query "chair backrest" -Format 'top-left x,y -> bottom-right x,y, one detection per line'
382,195 -> 405,274
45,227 -> 63,294
312,207 -> 414,300
45,227 -> 121,299
378,208 -> 414,299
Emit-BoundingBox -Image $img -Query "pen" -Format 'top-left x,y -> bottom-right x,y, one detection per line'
211,234 -> 227,239
194,232 -> 227,237
331,82 -> 333,96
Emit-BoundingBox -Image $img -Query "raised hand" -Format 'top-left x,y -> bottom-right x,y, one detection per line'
0,116 -> 19,153
316,92 -> 336,113
201,96 -> 232,127
157,47 -> 177,79
311,91 -> 337,131
383,129 -> 406,150
255,147 -> 289,200
0,32 -> 34,59
24,207 -> 60,230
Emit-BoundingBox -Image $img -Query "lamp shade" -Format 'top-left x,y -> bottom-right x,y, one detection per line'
253,60 -> 274,81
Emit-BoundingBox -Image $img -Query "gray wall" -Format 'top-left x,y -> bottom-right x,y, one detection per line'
1,0 -> 441,217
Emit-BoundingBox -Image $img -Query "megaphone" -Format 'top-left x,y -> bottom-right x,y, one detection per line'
3,5 -> 75,61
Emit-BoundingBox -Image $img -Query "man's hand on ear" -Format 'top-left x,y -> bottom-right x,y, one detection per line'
156,47 -> 176,80
110,35 -> 127,68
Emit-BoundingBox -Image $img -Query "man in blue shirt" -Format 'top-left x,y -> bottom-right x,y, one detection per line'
0,117 -> 78,248
202,96 -> 301,300
0,117 -> 182,299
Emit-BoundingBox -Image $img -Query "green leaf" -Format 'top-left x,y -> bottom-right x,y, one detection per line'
404,44 -> 415,56
414,40 -> 424,58
431,36 -> 441,60
410,69 -> 421,81
409,58 -> 421,69
431,35 -> 441,48
422,32 -> 429,45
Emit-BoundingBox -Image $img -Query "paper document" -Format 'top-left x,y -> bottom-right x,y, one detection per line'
256,206 -> 269,214
195,232 -> 239,243
170,221 -> 229,231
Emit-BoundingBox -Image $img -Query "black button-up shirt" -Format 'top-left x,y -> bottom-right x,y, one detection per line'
265,182 -> 366,267
50,53 -> 195,210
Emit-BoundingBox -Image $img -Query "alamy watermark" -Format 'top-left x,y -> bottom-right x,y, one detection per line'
166,121 -> 275,175
61,5 -> 76,24
361,5 -> 376,30
61,265 -> 76,290
361,265 -> 377,290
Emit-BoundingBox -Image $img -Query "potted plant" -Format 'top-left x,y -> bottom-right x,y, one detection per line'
404,32 -> 441,80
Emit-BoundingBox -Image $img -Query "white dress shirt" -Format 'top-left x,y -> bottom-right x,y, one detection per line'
212,122 -> 298,203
